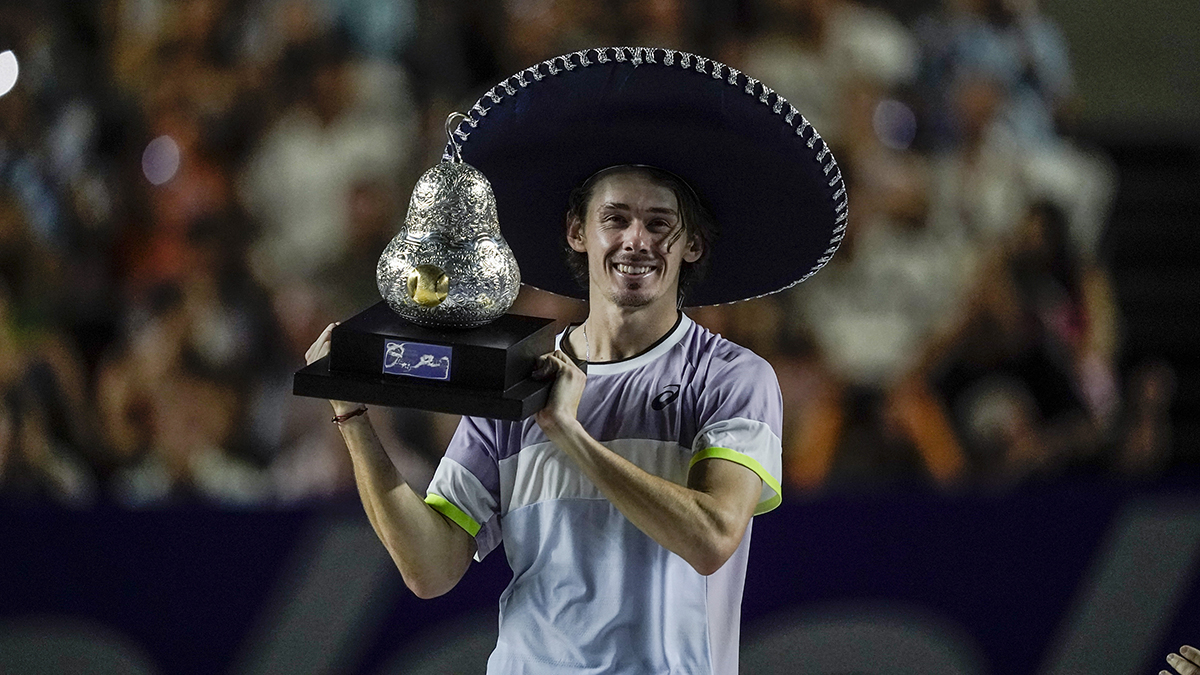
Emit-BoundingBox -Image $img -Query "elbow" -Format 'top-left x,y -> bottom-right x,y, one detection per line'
403,573 -> 455,599
686,536 -> 741,577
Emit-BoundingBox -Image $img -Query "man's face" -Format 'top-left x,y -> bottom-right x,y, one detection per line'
567,171 -> 703,309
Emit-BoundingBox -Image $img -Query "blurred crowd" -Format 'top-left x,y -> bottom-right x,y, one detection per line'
0,0 -> 1177,507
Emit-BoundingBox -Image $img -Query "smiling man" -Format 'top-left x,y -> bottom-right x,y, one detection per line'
306,47 -> 847,675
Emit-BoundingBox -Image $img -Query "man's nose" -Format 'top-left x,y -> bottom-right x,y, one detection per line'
622,220 -> 652,252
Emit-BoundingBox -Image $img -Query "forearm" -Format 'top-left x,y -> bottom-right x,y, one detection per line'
542,418 -> 754,575
335,414 -> 473,597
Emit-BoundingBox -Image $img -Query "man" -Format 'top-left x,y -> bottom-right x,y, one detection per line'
307,164 -> 781,673
306,46 -> 846,674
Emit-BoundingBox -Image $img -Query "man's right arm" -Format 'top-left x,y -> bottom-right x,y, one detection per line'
308,324 -> 475,598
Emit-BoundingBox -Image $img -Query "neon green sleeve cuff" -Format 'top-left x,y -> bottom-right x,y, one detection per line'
424,494 -> 481,537
690,447 -> 783,515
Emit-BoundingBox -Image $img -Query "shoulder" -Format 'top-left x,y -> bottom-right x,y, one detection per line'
681,320 -> 778,385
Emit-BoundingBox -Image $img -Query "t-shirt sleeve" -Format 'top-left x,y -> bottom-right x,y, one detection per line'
424,415 -> 503,561
690,350 -> 784,515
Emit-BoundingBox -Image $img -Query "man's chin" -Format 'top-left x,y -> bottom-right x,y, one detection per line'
605,287 -> 656,309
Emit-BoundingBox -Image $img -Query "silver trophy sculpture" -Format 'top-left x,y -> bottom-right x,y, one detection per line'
294,114 -> 556,420
376,138 -> 521,327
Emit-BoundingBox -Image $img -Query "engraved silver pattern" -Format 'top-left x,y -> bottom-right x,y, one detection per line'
377,160 -> 520,327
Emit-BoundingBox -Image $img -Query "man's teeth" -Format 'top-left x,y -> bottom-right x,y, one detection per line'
616,264 -> 652,275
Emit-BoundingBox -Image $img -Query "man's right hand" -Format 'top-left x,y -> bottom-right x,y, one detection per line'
305,322 -> 336,365
304,323 -> 357,416
1163,645 -> 1199,675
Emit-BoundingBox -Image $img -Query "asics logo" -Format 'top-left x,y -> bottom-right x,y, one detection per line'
651,384 -> 680,410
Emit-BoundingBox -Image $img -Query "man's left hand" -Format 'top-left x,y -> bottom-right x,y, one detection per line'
1164,645 -> 1199,675
532,350 -> 586,435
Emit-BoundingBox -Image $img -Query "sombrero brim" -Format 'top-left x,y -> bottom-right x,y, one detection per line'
448,46 -> 848,307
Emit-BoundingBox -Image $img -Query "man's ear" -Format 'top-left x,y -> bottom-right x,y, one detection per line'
567,217 -> 587,253
683,235 -> 703,263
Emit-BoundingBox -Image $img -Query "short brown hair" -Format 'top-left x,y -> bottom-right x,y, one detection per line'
563,166 -> 718,303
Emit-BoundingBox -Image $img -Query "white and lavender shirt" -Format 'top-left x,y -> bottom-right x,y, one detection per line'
424,313 -> 783,675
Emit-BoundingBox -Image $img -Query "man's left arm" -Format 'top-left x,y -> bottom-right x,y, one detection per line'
533,350 -> 767,576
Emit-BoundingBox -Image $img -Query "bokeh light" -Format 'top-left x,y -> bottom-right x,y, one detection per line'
872,98 -> 918,151
0,50 -> 18,97
141,135 -> 181,186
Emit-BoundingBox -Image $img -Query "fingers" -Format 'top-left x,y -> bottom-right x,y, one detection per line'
1168,648 -> 1200,675
305,322 -> 338,365
1183,646 -> 1200,664
533,350 -> 581,380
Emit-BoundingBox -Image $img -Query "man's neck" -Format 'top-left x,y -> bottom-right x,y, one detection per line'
570,295 -> 681,363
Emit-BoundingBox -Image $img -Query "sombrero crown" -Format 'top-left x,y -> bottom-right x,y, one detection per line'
448,46 -> 848,307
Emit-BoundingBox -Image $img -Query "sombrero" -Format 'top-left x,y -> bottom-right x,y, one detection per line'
447,46 -> 848,307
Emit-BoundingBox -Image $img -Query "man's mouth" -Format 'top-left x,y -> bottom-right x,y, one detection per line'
614,263 -> 654,276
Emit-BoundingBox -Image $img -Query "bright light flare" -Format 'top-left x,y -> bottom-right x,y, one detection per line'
0,51 -> 18,97
142,136 -> 181,186
873,98 -> 918,151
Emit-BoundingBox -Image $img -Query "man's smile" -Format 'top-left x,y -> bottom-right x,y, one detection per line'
614,262 -> 656,277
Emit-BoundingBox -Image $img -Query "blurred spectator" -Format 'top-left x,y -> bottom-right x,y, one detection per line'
239,31 -> 417,288
0,284 -> 99,505
915,0 -> 1073,148
98,283 -> 272,506
726,0 -> 918,146
911,200 -> 1120,485
1115,360 -> 1176,480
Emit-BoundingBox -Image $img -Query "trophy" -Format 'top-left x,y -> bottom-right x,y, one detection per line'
293,116 -> 558,420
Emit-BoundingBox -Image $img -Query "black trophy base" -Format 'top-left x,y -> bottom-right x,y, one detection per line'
294,356 -> 553,420
293,302 -> 560,421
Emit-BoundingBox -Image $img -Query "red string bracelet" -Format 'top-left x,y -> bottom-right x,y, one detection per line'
331,406 -> 368,424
